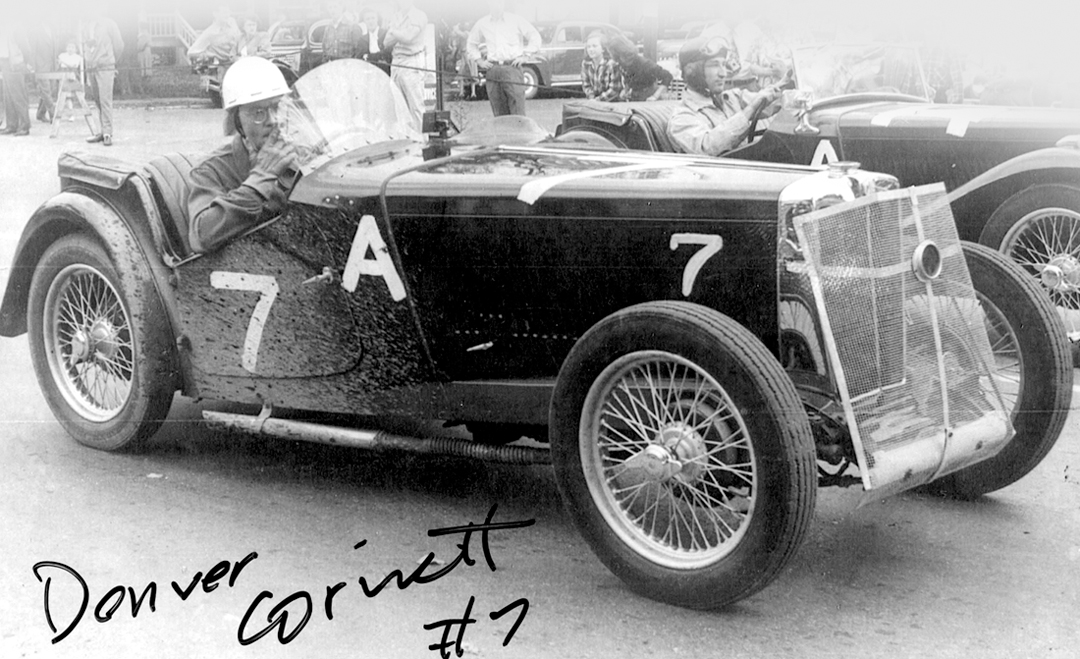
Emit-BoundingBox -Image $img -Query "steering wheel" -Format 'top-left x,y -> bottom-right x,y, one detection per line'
747,95 -> 772,143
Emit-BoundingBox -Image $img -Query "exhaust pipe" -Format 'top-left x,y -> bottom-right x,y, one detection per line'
202,410 -> 551,465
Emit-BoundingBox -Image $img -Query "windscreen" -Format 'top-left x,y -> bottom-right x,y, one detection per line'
274,59 -> 420,173
792,43 -> 932,101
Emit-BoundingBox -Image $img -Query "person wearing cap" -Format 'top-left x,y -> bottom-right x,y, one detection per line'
188,56 -> 297,254
667,35 -> 783,156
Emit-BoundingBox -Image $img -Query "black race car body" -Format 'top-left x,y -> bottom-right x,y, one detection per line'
558,45 -> 1080,344
1,61 -> 1071,611
559,92 -> 1080,244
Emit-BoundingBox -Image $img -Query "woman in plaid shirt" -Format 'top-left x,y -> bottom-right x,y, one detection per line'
581,31 -> 623,102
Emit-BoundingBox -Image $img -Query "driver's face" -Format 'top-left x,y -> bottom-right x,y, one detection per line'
702,56 -> 731,94
238,97 -> 281,151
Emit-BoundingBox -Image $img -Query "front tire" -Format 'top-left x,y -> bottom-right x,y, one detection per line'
551,302 -> 816,609
930,242 -> 1072,497
27,234 -> 177,451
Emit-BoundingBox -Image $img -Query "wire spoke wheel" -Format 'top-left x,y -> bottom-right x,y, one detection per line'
28,234 -> 176,451
551,302 -> 816,609
583,351 -> 756,568
1002,206 -> 1080,337
976,293 -> 1022,415
43,264 -> 134,421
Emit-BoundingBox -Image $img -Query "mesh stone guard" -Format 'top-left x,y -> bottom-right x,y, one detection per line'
792,183 -> 1014,498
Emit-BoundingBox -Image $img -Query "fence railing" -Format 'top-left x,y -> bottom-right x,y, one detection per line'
147,12 -> 198,49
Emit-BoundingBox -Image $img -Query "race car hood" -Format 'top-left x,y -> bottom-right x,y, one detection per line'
291,142 -> 817,209
816,100 -> 1080,143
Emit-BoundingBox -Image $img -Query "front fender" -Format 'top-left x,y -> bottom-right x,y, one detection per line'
0,192 -> 178,347
946,144 -> 1080,240
525,57 -> 551,86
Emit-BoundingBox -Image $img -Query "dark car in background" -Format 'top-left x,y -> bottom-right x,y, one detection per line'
516,20 -> 629,99
198,18 -> 327,106
267,18 -> 330,77
558,43 -> 1080,354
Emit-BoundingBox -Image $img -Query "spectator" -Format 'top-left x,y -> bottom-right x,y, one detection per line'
384,0 -> 428,130
28,19 -> 56,123
924,43 -> 964,104
608,34 -> 671,102
466,0 -> 541,117
187,5 -> 240,62
135,20 -> 153,93
188,57 -> 297,254
666,35 -> 781,156
0,30 -> 6,130
731,16 -> 789,90
1,23 -> 31,136
56,40 -> 87,119
450,21 -> 477,99
236,16 -> 271,58
82,8 -> 124,146
322,2 -> 364,62
581,30 -> 623,102
357,7 -> 391,75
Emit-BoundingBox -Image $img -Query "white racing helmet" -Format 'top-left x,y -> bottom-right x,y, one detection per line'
222,56 -> 290,110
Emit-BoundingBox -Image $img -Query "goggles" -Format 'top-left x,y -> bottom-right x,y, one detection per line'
240,104 -> 277,125
682,35 -> 741,75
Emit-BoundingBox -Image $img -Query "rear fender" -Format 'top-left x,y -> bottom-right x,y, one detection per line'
0,190 -> 188,392
947,145 -> 1080,241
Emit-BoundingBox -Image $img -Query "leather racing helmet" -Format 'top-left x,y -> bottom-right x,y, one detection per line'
679,35 -> 742,96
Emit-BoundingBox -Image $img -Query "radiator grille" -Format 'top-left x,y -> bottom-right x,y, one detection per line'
794,184 -> 1013,493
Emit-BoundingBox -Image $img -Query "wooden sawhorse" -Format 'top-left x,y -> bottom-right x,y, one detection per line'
35,72 -> 99,139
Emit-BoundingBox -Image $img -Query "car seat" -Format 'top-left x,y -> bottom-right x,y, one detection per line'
143,153 -> 201,257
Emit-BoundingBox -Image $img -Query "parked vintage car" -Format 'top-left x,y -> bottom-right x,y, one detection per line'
558,43 -> 1080,354
1,61 -> 1071,610
195,19 -> 322,107
514,20 -> 628,99
266,18 -> 330,76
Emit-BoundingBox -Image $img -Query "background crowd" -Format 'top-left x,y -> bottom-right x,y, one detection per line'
3,0 -> 1078,143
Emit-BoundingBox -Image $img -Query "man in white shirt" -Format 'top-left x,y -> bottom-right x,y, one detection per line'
384,0 -> 427,130
466,0 -> 540,116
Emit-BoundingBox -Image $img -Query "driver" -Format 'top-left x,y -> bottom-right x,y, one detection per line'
667,35 -> 783,156
188,57 -> 298,254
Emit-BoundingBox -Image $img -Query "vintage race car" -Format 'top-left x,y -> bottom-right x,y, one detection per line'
557,43 -> 1080,349
0,61 -> 1071,610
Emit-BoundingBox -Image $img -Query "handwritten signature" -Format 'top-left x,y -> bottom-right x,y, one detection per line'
32,504 -> 534,657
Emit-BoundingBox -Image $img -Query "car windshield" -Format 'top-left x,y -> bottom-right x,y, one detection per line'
791,43 -> 932,101
275,59 -> 420,173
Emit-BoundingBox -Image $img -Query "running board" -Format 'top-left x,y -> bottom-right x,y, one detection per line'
202,410 -> 551,465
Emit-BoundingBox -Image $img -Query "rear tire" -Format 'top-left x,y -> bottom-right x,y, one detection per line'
929,242 -> 1072,497
550,301 -> 816,609
27,234 -> 177,451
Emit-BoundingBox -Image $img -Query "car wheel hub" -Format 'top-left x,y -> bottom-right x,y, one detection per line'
69,320 -> 120,365
625,424 -> 707,483
1040,254 -> 1080,292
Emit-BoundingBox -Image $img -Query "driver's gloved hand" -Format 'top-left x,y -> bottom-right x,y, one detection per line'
247,132 -> 298,209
